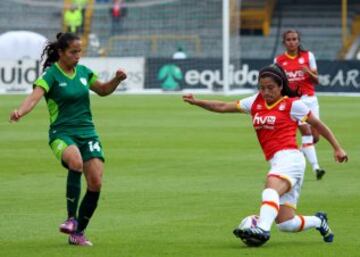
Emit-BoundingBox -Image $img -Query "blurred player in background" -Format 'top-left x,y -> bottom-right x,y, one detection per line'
275,29 -> 325,180
10,32 -> 127,246
183,64 -> 348,246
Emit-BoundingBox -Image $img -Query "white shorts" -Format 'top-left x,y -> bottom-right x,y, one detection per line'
299,95 -> 319,125
268,149 -> 306,209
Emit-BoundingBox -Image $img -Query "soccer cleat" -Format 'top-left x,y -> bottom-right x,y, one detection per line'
59,217 -> 78,234
233,226 -> 270,247
315,212 -> 334,243
233,228 -> 245,239
315,169 -> 326,180
68,232 -> 93,246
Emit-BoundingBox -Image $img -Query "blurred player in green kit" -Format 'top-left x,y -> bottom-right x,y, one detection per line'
10,32 -> 127,246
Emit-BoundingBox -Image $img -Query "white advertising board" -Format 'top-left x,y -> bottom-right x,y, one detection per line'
0,57 -> 145,94
81,57 -> 145,92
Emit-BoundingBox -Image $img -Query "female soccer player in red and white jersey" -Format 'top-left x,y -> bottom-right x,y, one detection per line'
275,29 -> 325,180
183,64 -> 348,246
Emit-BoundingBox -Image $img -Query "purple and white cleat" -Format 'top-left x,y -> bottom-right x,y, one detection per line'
59,217 -> 78,234
68,232 -> 93,246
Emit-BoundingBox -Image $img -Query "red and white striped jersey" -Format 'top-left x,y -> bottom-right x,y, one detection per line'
275,51 -> 317,96
237,93 -> 311,160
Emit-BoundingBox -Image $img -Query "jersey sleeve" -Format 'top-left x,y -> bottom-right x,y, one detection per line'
290,99 -> 311,122
236,94 -> 257,114
308,51 -> 317,71
33,70 -> 54,93
83,65 -> 98,87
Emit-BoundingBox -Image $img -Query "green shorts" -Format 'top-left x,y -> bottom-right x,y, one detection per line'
49,133 -> 105,163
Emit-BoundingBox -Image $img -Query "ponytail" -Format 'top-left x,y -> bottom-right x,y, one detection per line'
41,32 -> 80,71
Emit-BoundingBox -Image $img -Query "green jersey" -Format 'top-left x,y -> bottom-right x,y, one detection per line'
34,63 -> 98,135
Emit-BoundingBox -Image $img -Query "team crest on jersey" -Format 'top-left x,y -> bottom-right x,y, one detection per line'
282,61 -> 288,66
80,78 -> 88,86
256,104 -> 262,110
278,103 -> 286,111
298,57 -> 305,64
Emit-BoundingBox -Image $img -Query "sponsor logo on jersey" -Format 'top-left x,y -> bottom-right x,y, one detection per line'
253,113 -> 276,129
80,78 -> 88,86
285,70 -> 305,81
59,82 -> 67,87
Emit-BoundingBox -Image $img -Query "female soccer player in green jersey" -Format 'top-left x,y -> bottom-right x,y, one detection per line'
10,32 -> 127,246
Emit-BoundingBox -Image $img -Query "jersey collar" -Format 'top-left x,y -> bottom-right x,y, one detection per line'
285,51 -> 297,60
55,62 -> 77,80
265,96 -> 287,109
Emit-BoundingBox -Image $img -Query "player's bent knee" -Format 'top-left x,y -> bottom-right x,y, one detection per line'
67,160 -> 83,172
301,131 -> 312,136
88,179 -> 102,191
299,125 -> 312,135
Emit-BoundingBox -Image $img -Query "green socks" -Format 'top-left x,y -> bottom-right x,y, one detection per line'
66,170 -> 82,218
77,190 -> 100,232
66,170 -> 101,232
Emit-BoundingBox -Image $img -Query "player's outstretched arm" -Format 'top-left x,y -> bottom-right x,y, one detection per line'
91,69 -> 127,96
306,114 -> 348,163
9,86 -> 45,122
183,94 -> 239,113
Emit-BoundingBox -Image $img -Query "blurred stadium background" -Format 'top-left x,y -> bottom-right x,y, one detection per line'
0,0 -> 359,93
1,1 -> 360,256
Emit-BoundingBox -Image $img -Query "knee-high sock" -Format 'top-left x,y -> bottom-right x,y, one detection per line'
301,136 -> 320,171
66,170 -> 82,218
77,190 -> 100,232
257,188 -> 279,231
277,215 -> 322,232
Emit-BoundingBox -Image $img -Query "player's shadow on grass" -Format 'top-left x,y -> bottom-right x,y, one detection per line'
214,239 -> 326,250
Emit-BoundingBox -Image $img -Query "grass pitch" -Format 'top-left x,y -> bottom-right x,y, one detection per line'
0,94 -> 359,257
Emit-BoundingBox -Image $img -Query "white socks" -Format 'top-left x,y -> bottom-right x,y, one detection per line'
256,188 -> 323,233
277,215 -> 322,232
301,135 -> 320,171
257,188 -> 279,231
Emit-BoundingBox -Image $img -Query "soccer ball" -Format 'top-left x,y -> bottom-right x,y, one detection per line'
238,215 -> 259,230
236,215 -> 266,247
